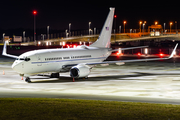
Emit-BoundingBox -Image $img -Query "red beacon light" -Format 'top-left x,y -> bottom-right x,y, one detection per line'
33,10 -> 37,15
116,52 -> 123,56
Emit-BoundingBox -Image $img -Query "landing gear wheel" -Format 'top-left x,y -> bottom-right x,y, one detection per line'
25,77 -> 31,83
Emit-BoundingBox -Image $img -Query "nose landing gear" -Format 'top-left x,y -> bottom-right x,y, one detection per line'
25,77 -> 31,83
50,73 -> 59,78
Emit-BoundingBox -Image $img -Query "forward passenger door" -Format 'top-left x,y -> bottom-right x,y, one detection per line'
36,54 -> 42,66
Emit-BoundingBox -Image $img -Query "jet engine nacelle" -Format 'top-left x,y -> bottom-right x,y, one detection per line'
70,65 -> 90,78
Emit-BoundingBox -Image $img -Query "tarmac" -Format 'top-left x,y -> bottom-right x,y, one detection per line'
1,57 -> 180,104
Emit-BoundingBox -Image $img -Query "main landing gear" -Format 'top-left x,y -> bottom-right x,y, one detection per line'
72,77 -> 88,82
25,77 -> 31,83
50,73 -> 60,78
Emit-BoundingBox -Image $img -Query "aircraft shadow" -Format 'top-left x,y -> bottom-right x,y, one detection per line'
30,72 -> 180,83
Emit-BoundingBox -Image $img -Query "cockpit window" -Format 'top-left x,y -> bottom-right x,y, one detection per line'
24,57 -> 30,61
16,57 -> 30,61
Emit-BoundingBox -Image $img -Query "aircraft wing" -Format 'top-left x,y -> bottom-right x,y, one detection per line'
86,43 -> 178,65
2,41 -> 18,59
111,46 -> 148,52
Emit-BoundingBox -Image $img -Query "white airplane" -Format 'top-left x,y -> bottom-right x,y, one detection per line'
2,7 -> 178,83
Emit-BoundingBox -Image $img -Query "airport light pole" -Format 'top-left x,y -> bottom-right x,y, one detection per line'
114,15 -> 117,41
47,26 -> 49,39
23,31 -> 25,42
175,21 -> 177,34
114,29 -> 116,42
33,10 -> 37,43
143,21 -> 146,36
94,28 -> 96,35
41,34 -> 46,43
143,23 -> 145,36
65,29 -> 68,38
139,21 -> 142,33
119,26 -> 121,34
90,29 -> 92,35
170,22 -> 173,33
3,33 -> 5,42
123,21 -> 126,33
89,22 -> 91,35
119,26 -> 121,39
164,23 -> 166,33
69,23 -> 71,37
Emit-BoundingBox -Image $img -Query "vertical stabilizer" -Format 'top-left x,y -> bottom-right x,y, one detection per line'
90,7 -> 115,48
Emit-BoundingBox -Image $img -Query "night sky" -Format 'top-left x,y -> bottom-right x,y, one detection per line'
0,0 -> 180,36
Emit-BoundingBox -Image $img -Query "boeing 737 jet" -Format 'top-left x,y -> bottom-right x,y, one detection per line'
2,8 -> 178,82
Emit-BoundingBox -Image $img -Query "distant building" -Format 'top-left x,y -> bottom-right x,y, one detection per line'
148,25 -> 162,32
148,25 -> 162,36
13,36 -> 22,42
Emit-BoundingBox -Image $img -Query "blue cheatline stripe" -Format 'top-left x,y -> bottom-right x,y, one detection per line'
31,57 -> 107,64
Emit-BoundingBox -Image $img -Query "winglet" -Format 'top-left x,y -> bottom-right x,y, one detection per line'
169,43 -> 178,58
2,41 -> 7,56
2,41 -> 18,59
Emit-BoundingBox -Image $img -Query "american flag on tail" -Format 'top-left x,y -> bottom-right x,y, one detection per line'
105,27 -> 109,30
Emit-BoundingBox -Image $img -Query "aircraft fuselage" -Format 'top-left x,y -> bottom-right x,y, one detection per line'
12,47 -> 111,76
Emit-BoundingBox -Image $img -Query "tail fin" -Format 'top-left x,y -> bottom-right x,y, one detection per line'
90,7 -> 115,48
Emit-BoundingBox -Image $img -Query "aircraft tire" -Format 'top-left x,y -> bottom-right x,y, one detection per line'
25,77 -> 31,83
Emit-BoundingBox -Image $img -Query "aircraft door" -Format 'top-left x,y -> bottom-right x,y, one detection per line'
36,54 -> 42,66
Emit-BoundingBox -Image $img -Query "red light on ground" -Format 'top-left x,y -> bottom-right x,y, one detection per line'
137,53 -> 141,56
33,10 -> 37,15
73,45 -> 77,48
116,52 -> 123,56
114,15 -> 117,18
159,53 -> 164,57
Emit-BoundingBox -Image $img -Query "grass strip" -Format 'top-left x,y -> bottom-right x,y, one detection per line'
0,98 -> 180,120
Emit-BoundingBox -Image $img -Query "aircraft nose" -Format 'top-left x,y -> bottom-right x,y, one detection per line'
12,61 -> 21,73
